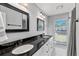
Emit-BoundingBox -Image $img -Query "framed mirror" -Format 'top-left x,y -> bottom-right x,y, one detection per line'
0,3 -> 29,33
37,18 -> 44,31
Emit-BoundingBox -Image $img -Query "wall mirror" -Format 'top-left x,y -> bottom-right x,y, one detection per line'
37,18 -> 44,31
0,3 -> 29,33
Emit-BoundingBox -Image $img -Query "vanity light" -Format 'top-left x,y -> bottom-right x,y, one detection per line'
18,3 -> 29,12
40,13 -> 45,19
19,3 -> 28,8
37,12 -> 45,20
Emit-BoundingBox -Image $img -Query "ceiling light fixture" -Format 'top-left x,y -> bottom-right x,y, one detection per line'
56,5 -> 63,9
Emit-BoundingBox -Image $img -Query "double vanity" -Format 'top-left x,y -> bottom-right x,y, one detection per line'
0,3 -> 54,56
0,34 -> 53,56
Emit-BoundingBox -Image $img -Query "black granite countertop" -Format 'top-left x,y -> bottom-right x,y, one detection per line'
0,34 -> 51,56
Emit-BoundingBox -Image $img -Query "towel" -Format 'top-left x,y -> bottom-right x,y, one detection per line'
0,12 -> 8,42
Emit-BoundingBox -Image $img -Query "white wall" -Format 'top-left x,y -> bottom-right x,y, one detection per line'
0,3 -> 47,45
76,3 -> 79,20
47,13 -> 69,36
76,3 -> 79,55
47,16 -> 55,36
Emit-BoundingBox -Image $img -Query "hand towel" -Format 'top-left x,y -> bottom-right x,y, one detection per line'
0,12 -> 8,42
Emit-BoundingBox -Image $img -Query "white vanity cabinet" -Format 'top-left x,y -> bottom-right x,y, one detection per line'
33,37 -> 54,56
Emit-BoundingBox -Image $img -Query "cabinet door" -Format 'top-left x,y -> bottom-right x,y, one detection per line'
46,37 -> 54,56
41,44 -> 49,56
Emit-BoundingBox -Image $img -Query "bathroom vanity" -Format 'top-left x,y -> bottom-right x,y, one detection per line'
0,3 -> 54,56
0,34 -> 53,56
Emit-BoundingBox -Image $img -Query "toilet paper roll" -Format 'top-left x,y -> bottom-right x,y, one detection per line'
0,12 -> 8,42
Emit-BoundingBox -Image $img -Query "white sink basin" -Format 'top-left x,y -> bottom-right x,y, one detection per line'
12,44 -> 34,55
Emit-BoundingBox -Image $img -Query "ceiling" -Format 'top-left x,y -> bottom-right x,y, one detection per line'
35,3 -> 75,16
